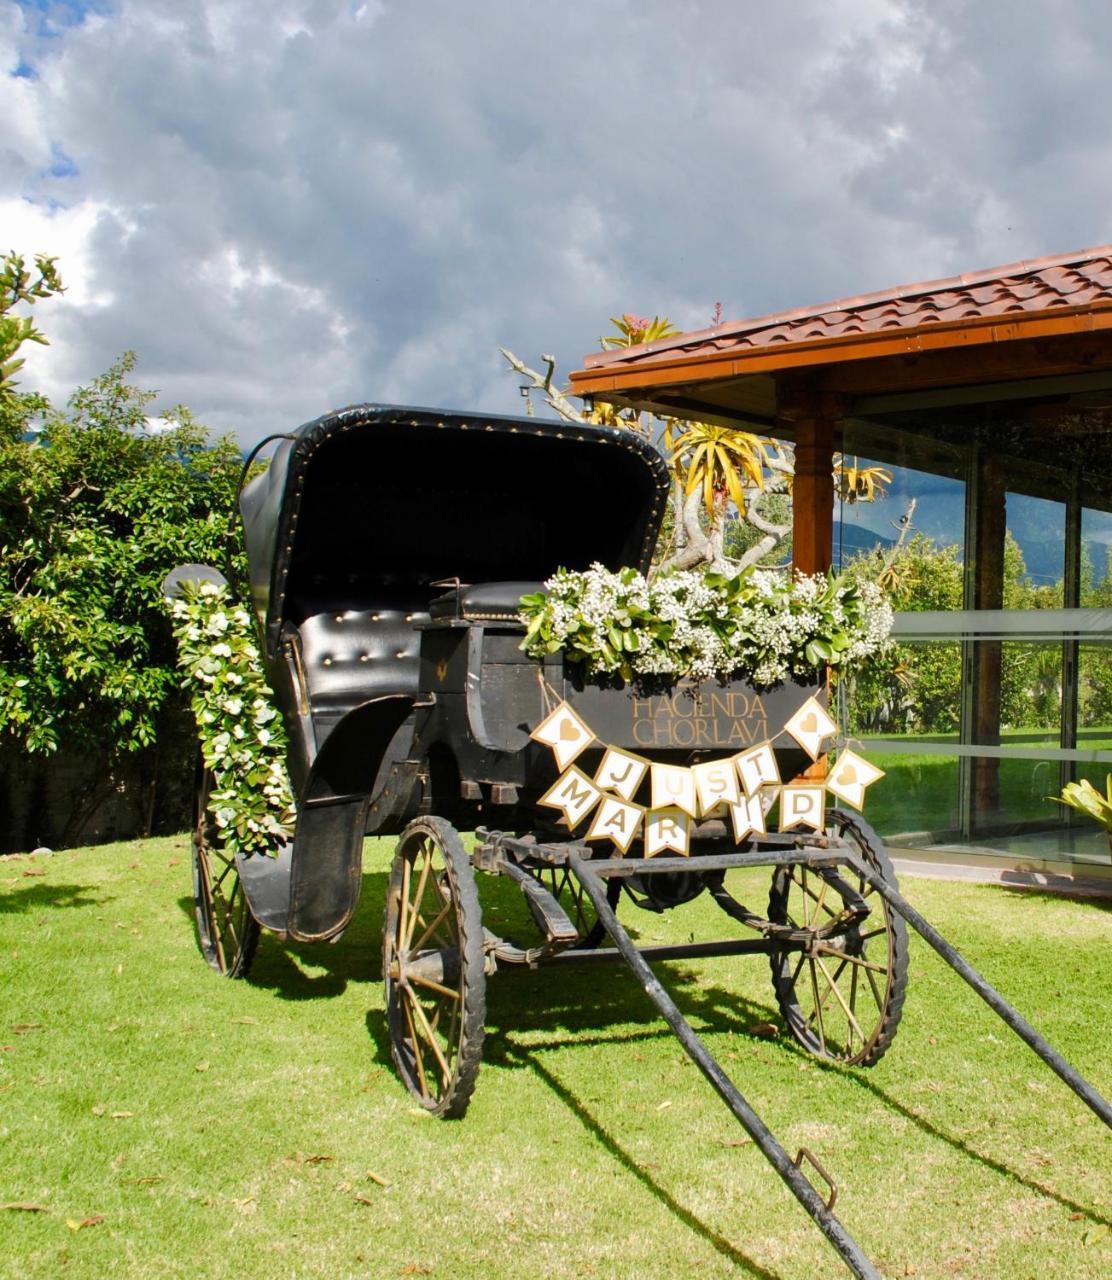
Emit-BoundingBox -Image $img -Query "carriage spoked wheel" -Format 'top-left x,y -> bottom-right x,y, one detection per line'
383,817 -> 486,1118
768,809 -> 908,1066
192,761 -> 261,979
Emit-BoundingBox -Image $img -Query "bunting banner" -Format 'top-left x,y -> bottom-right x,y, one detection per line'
529,701 -> 595,771
784,696 -> 839,760
825,749 -> 886,810
650,762 -> 699,818
530,697 -> 882,856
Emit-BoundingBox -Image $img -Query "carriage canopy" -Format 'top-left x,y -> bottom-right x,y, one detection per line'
239,404 -> 672,657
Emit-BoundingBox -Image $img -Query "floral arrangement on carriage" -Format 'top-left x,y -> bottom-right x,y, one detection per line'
166,560 -> 893,860
513,562 -> 893,856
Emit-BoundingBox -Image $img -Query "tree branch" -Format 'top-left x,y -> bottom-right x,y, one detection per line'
499,348 -> 587,424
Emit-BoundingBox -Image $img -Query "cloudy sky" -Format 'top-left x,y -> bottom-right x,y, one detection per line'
5,0 -> 1112,444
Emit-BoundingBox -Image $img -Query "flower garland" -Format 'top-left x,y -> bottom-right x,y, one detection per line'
167,581 -> 295,857
519,564 -> 892,685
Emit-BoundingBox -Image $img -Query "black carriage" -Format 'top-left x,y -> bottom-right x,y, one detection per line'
176,404 -> 1109,1280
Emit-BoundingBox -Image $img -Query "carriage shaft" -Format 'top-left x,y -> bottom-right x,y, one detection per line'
566,850 -> 884,1280
848,857 -> 1112,1130
547,936 -> 776,964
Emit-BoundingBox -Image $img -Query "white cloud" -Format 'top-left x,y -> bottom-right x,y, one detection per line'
4,0 -> 1112,442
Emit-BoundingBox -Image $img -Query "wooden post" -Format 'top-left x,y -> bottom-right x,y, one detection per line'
971,454 -> 1005,824
780,389 -> 838,783
788,401 -> 836,576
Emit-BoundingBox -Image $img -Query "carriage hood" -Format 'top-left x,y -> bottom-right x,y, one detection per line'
239,404 -> 672,658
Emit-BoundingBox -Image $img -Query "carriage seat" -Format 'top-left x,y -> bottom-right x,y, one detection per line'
428,581 -> 543,624
296,602 -> 430,712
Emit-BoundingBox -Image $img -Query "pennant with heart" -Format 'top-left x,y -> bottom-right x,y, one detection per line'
784,696 -> 838,760
826,750 -> 885,810
530,701 -> 595,771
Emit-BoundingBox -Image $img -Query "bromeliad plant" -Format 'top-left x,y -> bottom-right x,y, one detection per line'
167,580 -> 295,856
519,563 -> 893,685
1053,774 -> 1112,841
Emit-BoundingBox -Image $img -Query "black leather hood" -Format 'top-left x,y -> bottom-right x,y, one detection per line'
239,404 -> 671,658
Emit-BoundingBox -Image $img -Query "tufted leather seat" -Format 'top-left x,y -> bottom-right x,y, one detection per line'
428,581 -> 542,623
297,603 -> 429,713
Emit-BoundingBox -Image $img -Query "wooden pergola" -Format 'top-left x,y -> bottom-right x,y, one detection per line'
571,247 -> 1112,842
570,246 -> 1112,575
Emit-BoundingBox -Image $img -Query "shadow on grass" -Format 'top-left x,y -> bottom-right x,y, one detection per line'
0,881 -> 105,913
840,1068 -> 1111,1228
504,1041 -> 786,1280
175,861 -> 1111,1234
364,966 -> 790,1280
994,883 -> 1112,910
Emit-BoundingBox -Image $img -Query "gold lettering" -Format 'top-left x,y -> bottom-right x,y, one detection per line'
556,776 -> 594,807
604,808 -> 631,835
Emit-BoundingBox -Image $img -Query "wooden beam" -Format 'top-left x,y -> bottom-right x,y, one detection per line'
568,305 -> 1112,399
782,392 -> 837,575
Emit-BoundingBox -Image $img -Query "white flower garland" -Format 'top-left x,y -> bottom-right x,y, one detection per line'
519,564 -> 892,685
167,582 -> 295,857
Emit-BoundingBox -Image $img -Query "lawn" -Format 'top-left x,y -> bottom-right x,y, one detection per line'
859,726 -> 1112,840
1,836 -> 1109,1280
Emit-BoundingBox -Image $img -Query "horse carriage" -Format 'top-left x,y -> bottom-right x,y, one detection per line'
173,404 -> 1109,1280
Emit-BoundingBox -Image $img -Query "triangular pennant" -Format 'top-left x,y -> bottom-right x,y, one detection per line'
691,757 -> 741,816
530,701 -> 595,771
586,795 -> 645,854
734,743 -> 780,797
729,786 -> 779,841
650,763 -> 698,818
644,807 -> 690,857
784,697 -> 837,761
826,750 -> 885,811
779,784 -> 826,832
538,766 -> 602,830
593,747 -> 649,802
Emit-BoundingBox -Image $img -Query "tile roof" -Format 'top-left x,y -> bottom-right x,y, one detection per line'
580,245 -> 1112,372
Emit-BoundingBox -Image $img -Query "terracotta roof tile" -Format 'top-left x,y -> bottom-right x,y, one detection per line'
581,244 -> 1112,372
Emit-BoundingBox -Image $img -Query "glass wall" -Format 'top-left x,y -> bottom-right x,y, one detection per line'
836,406 -> 1112,871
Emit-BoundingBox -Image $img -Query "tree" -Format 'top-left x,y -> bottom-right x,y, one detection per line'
1,250 -> 63,438
0,352 -> 245,843
502,314 -> 897,574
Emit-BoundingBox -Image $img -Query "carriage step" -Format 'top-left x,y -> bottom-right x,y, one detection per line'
496,861 -> 580,943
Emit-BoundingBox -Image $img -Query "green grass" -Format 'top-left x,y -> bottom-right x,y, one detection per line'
858,725 -> 1112,837
1,836 -> 1109,1280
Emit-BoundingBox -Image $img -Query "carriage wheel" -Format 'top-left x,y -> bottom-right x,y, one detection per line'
768,809 -> 908,1066
383,817 -> 486,1118
192,762 -> 261,979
